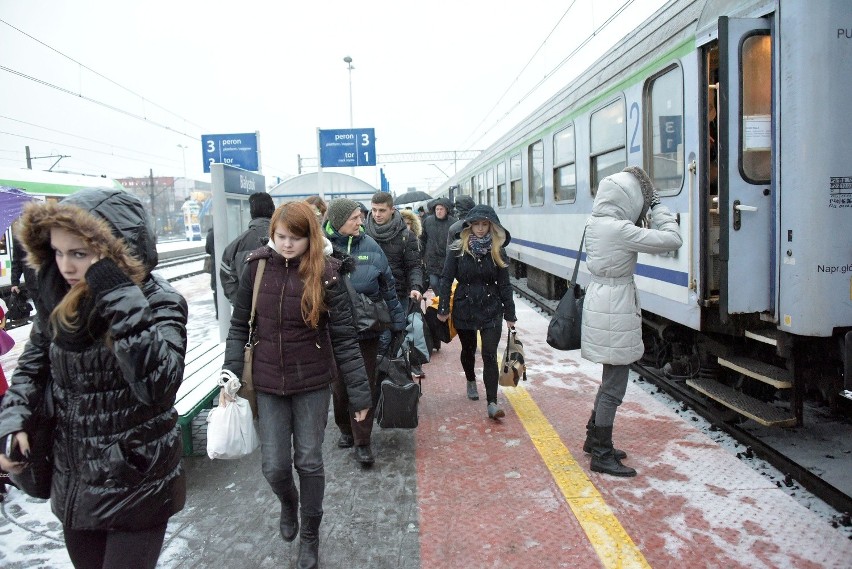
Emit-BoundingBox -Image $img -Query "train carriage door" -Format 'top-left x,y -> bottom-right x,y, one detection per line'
718,16 -> 773,318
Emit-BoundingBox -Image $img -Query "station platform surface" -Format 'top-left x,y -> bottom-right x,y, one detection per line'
2,277 -> 851,568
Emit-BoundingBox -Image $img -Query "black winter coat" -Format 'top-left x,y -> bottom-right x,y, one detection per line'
222,247 -> 372,412
365,211 -> 424,299
438,247 -> 516,330
325,224 -> 406,338
421,213 -> 458,276
0,189 -> 188,531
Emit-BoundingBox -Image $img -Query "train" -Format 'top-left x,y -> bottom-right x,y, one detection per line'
0,167 -> 125,294
431,0 -> 852,425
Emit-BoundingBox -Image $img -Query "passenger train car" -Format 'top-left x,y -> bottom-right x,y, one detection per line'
0,167 -> 125,293
433,0 -> 852,425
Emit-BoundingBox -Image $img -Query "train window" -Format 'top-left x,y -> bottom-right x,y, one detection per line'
510,154 -> 522,206
497,161 -> 507,208
590,99 -> 627,194
528,141 -> 544,206
476,173 -> 484,203
553,124 -> 577,203
741,33 -> 771,183
486,168 -> 494,207
646,65 -> 684,193
0,231 -> 7,256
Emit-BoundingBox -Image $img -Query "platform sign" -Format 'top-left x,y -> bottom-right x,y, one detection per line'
319,128 -> 376,167
202,132 -> 259,173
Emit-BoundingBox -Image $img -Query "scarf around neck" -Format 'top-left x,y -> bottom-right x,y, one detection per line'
366,211 -> 406,242
468,233 -> 492,257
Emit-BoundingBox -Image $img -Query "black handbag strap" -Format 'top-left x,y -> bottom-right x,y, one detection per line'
570,229 -> 586,287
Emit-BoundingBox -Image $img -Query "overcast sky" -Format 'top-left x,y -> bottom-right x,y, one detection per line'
0,0 -> 666,194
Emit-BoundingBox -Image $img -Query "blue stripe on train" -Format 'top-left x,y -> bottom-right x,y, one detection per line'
510,237 -> 689,287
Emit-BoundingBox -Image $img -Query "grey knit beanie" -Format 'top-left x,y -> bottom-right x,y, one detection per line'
326,198 -> 361,231
623,166 -> 655,219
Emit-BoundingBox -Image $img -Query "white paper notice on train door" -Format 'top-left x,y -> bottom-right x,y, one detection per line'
743,115 -> 771,151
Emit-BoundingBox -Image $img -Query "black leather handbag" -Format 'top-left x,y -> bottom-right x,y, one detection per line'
344,278 -> 392,334
547,230 -> 586,351
10,382 -> 55,499
375,334 -> 420,429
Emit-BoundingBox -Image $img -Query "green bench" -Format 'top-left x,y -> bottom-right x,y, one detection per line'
175,340 -> 226,456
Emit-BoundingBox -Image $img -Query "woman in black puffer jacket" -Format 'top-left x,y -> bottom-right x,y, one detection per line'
222,201 -> 371,569
438,205 -> 517,420
0,189 -> 188,569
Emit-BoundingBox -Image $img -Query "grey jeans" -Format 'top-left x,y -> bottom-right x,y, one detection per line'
592,364 -> 630,427
257,387 -> 330,516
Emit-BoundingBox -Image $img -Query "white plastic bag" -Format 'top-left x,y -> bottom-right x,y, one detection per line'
206,371 -> 259,459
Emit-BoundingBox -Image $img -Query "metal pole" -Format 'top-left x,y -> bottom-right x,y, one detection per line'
344,56 -> 354,176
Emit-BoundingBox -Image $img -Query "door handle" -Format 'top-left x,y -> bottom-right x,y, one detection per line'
732,200 -> 757,230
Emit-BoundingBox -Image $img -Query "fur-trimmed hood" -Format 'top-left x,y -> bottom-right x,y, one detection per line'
15,189 -> 155,285
399,209 -> 422,238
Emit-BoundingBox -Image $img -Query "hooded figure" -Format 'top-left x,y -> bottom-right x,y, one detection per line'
445,195 -> 477,248
438,204 -> 516,420
580,168 -> 681,477
420,197 -> 457,291
0,189 -> 187,562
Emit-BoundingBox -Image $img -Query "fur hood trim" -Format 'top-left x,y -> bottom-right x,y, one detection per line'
399,209 -> 422,238
15,198 -> 147,286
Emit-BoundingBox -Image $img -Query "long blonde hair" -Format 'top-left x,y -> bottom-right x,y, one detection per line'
269,201 -> 327,328
458,223 -> 508,268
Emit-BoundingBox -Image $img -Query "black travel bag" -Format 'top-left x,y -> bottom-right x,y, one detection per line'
375,333 -> 420,429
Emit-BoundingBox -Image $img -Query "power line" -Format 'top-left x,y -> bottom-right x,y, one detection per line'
461,0 -> 636,151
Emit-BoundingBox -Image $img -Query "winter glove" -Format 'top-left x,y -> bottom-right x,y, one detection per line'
649,190 -> 661,210
85,257 -> 133,298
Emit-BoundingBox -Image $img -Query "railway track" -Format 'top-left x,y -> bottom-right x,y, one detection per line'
512,279 -> 852,516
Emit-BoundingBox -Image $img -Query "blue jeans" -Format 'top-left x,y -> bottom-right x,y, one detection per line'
257,387 -> 330,517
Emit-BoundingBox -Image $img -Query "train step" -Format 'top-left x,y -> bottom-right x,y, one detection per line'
744,327 -> 782,346
686,377 -> 797,427
716,355 -> 792,389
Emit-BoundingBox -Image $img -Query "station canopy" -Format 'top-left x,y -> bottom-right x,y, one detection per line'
268,172 -> 377,204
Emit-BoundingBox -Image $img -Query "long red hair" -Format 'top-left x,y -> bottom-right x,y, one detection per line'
269,202 -> 327,328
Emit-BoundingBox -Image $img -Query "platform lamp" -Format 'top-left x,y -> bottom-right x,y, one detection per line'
344,56 -> 355,176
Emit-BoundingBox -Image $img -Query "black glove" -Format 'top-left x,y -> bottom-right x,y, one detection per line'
85,258 -> 133,298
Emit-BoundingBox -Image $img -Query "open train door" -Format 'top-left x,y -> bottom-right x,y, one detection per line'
717,16 -> 773,320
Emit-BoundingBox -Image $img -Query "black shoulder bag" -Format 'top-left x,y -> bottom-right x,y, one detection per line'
546,229 -> 586,351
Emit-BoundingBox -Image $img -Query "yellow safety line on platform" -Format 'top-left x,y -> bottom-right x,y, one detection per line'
503,386 -> 651,569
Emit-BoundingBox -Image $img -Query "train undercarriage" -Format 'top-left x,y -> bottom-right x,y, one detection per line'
516,260 -> 852,427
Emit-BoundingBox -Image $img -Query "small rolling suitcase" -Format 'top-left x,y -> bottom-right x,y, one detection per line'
375,334 -> 420,429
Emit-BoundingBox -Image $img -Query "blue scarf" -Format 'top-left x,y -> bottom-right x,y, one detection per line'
468,233 -> 492,257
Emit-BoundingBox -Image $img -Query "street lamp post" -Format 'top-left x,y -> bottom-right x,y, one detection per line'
343,56 -> 355,176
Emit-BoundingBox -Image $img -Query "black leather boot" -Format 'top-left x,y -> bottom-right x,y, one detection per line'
297,513 -> 323,569
272,482 -> 299,542
583,411 -> 627,459
590,426 -> 636,477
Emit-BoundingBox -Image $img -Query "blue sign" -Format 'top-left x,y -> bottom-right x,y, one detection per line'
319,128 -> 376,167
202,132 -> 259,173
221,164 -> 265,196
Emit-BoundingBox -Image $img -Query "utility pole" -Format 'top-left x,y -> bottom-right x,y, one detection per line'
26,146 -> 32,169
149,168 -> 157,235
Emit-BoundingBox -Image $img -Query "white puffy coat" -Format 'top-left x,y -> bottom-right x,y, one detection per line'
580,172 -> 682,365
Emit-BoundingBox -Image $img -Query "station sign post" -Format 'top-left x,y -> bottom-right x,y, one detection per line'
201,132 -> 260,173
318,128 -> 376,168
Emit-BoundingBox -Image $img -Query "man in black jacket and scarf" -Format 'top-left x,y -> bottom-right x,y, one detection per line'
219,192 -> 275,303
365,191 -> 425,367
420,197 -> 457,293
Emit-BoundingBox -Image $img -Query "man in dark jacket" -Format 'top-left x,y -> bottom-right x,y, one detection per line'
420,197 -> 457,293
9,222 -> 37,320
365,191 -> 424,367
219,192 -> 275,303
205,225 -> 217,317
365,192 -> 423,303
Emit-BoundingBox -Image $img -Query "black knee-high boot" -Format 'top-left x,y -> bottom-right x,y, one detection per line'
297,513 -> 323,569
583,411 -> 627,459
590,425 -> 636,477
271,481 -> 299,542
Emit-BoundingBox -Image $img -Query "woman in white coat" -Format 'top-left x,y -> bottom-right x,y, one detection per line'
581,167 -> 682,477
